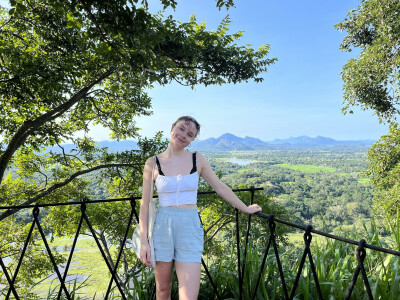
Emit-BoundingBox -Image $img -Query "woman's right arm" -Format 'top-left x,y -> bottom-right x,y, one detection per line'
139,156 -> 154,268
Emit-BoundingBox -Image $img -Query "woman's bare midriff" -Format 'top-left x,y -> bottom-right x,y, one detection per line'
169,204 -> 197,209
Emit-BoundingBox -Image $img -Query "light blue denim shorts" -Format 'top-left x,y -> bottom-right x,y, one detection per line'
153,206 -> 204,263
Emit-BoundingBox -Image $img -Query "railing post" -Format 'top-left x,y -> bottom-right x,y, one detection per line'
235,207 -> 242,300
252,214 -> 274,300
240,187 -> 255,289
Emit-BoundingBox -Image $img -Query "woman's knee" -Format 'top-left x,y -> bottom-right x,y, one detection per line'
155,261 -> 174,298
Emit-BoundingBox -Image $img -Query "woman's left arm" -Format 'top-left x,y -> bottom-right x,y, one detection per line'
198,153 -> 262,214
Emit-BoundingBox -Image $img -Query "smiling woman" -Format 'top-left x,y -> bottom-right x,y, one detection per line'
137,115 -> 262,299
170,116 -> 200,147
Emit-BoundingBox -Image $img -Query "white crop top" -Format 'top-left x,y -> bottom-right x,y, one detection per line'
154,154 -> 199,206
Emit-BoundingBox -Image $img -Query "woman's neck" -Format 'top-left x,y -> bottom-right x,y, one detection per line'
164,143 -> 187,158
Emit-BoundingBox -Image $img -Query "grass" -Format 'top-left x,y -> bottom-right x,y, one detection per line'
274,163 -> 336,173
287,231 -> 327,247
357,177 -> 370,184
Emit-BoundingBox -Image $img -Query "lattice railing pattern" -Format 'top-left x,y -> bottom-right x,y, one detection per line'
1,187 -> 399,299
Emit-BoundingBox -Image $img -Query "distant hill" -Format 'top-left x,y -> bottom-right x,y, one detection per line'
191,133 -> 375,150
268,135 -> 374,147
52,134 -> 374,153
191,133 -> 267,151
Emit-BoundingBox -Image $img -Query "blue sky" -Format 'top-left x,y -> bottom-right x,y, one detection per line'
1,0 -> 390,141
136,0 -> 389,141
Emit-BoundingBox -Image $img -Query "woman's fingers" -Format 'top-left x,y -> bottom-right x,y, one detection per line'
140,248 -> 152,268
248,203 -> 262,214
145,249 -> 152,267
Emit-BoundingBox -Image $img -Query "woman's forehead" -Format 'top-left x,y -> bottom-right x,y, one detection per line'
177,120 -> 197,134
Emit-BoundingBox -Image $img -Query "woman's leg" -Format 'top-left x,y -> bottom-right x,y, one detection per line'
155,261 -> 174,300
175,261 -> 201,300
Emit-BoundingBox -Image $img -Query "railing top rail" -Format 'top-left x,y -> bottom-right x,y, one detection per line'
1,186 -> 399,257
0,188 -> 263,210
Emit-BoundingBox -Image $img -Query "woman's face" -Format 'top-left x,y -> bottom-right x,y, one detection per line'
170,120 -> 197,148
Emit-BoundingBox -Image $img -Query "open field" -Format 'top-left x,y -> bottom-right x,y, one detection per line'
32,236 -> 116,299
274,163 -> 336,173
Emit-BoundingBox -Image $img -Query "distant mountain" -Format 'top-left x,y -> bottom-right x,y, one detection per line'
51,134 -> 374,153
269,135 -> 336,146
269,135 -> 374,146
191,133 -> 268,150
191,133 -> 375,150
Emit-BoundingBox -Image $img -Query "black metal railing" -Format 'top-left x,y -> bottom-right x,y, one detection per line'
1,187 -> 400,299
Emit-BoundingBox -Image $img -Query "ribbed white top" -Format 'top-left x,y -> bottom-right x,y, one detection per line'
155,172 -> 199,206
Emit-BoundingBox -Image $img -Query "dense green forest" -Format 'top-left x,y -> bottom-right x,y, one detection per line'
203,146 -> 373,232
75,145 -> 373,233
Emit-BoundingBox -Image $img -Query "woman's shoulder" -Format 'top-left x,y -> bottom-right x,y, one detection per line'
191,151 -> 208,165
145,155 -> 158,166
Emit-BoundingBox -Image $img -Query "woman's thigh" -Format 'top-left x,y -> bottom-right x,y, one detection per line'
175,261 -> 201,300
155,261 -> 174,291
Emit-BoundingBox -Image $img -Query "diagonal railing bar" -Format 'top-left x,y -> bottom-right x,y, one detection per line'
5,209 -> 38,300
240,187 -> 255,291
345,239 -> 373,300
235,208 -> 242,300
303,228 -> 323,299
357,241 -> 374,299
289,225 -> 322,300
79,201 -> 127,300
201,258 -> 222,300
56,210 -> 85,300
32,205 -> 72,300
0,256 -> 19,300
251,219 -> 274,300
269,216 -> 290,300
104,199 -> 136,300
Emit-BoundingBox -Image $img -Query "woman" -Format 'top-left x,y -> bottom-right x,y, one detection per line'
139,116 -> 262,300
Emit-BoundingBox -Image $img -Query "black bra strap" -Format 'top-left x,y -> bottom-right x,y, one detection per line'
155,156 -> 164,176
190,153 -> 197,174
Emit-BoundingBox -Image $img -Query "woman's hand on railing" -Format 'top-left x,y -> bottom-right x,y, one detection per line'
244,204 -> 262,214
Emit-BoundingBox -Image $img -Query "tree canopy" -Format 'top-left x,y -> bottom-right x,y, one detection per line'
0,0 -> 275,215
336,0 -> 400,225
0,0 -> 276,292
335,0 -> 400,122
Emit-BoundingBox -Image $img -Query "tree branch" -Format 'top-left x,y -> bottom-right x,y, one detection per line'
204,219 -> 233,244
78,0 -> 127,59
204,213 -> 231,235
0,66 -> 117,183
0,162 -> 138,221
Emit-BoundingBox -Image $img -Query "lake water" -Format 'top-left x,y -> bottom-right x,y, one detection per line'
229,158 -> 255,166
